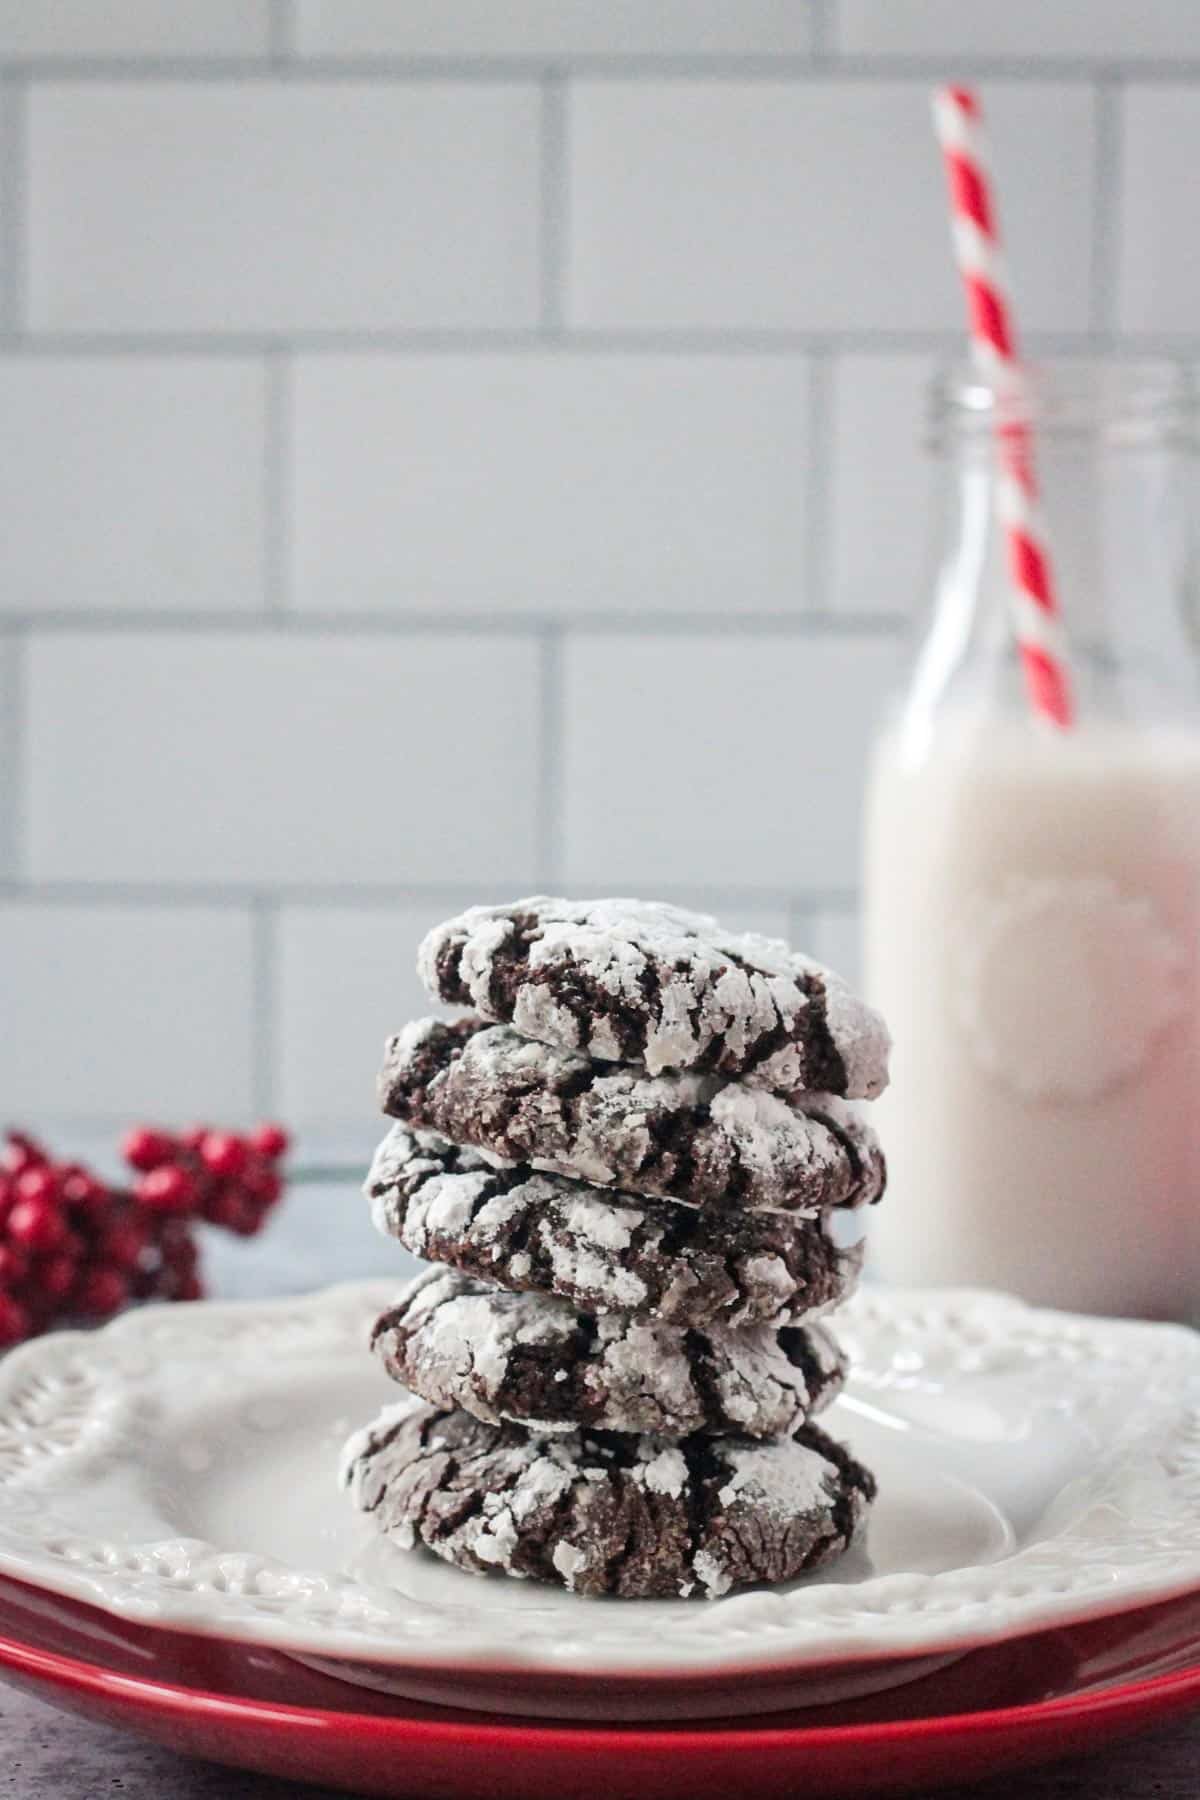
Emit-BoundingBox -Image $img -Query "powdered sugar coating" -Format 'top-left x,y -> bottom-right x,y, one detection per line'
418,898 -> 890,1101
379,1017 -> 885,1214
371,1265 -> 847,1440
341,1400 -> 875,1600
366,1123 -> 863,1330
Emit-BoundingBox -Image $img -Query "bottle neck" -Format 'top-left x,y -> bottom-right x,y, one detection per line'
906,426 -> 1200,737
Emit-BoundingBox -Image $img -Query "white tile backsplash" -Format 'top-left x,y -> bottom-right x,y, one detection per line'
809,907 -> 863,995
291,353 -> 810,615
277,903 -> 453,1126
562,632 -> 899,890
1117,87 -> 1200,335
0,9 -> 1185,1128
27,82 -> 542,332
0,633 -> 16,875
828,352 -> 939,618
836,0 -> 1200,60
26,633 -> 542,885
566,81 -> 1096,334
0,1 -> 271,59
0,358 -> 266,612
0,901 -> 255,1119
294,1 -> 812,58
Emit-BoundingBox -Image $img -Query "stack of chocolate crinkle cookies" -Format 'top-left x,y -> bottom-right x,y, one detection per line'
341,897 -> 891,1601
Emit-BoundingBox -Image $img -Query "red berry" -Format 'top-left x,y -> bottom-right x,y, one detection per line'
0,1245 -> 29,1287
37,1254 -> 79,1303
121,1127 -> 173,1173
98,1219 -> 148,1270
241,1164 -> 282,1209
179,1124 -> 210,1153
59,1167 -> 110,1216
198,1132 -> 247,1178
174,1272 -> 205,1302
160,1232 -> 198,1274
249,1122 -> 289,1161
14,1165 -> 57,1207
0,1293 -> 31,1346
136,1166 -> 195,1214
203,1188 -> 254,1233
72,1267 -> 129,1318
2,1135 -> 45,1178
7,1196 -> 67,1254
0,1179 -> 13,1227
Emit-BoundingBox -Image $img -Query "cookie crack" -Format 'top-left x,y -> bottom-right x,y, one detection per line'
804,1103 -> 885,1207
682,1328 -> 732,1434
789,971 -> 848,1095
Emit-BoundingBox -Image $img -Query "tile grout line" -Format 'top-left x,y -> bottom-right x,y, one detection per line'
0,625 -> 25,880
0,73 -> 26,334
262,347 -> 291,611
249,895 -> 280,1117
535,623 -> 565,887
0,876 -> 862,912
0,54 -> 1198,81
538,70 -> 568,336
1,609 -> 907,637
0,327 -> 1110,356
803,347 -> 832,614
1089,74 -> 1124,343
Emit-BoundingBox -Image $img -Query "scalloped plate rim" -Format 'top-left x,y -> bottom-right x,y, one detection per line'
0,1281 -> 1197,1682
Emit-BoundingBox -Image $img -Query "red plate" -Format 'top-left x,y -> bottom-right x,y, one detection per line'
0,1574 -> 1197,1798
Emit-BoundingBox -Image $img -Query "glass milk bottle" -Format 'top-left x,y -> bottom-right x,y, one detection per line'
864,360 -> 1200,1321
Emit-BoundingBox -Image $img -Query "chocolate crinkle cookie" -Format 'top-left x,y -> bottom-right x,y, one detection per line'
378,1017 -> 886,1214
367,1123 -> 864,1329
341,1396 -> 876,1600
371,1267 -> 847,1441
418,898 -> 890,1102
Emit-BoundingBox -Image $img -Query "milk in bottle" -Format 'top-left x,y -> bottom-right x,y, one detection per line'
864,362 -> 1200,1320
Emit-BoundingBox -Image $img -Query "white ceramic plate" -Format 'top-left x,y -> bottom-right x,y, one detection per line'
0,1281 -> 1198,1718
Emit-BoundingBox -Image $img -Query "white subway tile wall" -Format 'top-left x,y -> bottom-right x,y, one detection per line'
1117,87 -> 1200,335
277,904 -> 456,1128
835,2 -> 1200,62
26,633 -> 542,885
809,908 -> 863,997
291,354 -> 811,615
0,902 -> 255,1120
566,81 -> 1096,333
292,2 -> 814,59
561,633 -> 898,890
28,83 -> 542,332
827,353 -> 939,618
1,4 -> 1191,1133
0,358 -> 266,612
0,2 -> 273,59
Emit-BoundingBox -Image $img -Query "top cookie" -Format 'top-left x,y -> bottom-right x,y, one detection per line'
418,898 -> 890,1101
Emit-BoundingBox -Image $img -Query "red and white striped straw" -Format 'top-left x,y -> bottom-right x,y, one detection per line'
932,84 -> 1074,728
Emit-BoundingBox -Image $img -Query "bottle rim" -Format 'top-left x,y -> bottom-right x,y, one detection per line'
929,355 -> 1197,449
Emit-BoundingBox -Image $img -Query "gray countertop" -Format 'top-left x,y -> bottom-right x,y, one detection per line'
0,1158 -> 1197,1798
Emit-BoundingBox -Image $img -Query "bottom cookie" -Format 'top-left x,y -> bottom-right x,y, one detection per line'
340,1397 -> 875,1600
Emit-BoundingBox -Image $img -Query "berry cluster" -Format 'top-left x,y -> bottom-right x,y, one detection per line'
0,1122 -> 290,1350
